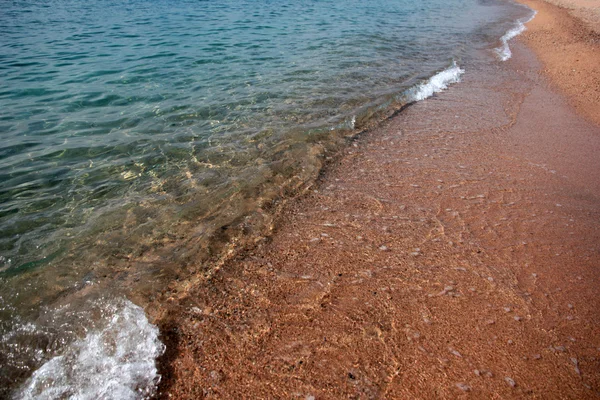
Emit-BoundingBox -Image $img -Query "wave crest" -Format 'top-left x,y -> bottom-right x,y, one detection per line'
15,299 -> 164,400
495,10 -> 538,61
407,62 -> 465,102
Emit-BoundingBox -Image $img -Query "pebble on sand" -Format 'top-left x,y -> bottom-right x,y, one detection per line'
456,383 -> 471,392
448,347 -> 462,358
436,286 -> 455,296
475,369 -> 493,377
571,358 -> 581,375
410,248 -> 421,256
505,377 -> 517,388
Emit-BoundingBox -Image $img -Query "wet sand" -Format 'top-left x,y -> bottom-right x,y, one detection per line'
532,0 -> 600,35
519,0 -> 600,125
155,2 -> 600,398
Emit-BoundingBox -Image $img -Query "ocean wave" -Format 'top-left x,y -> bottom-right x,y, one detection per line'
495,9 -> 538,61
406,62 -> 465,102
14,299 -> 164,400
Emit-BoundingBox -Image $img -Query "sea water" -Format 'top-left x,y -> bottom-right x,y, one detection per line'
0,0 -> 532,397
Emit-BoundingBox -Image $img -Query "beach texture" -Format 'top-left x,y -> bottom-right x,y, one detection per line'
520,0 -> 600,125
155,0 -> 600,398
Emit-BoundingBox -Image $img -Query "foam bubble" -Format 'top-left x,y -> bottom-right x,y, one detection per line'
15,299 -> 164,400
407,62 -> 465,102
495,10 -> 537,61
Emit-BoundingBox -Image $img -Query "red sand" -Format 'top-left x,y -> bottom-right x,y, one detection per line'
520,0 -> 600,126
153,2 -> 600,398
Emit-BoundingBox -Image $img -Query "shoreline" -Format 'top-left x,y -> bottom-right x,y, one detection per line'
155,1 -> 600,398
1,6 -> 526,396
518,0 -> 600,125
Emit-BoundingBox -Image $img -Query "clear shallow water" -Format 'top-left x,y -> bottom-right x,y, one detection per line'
0,0 -> 530,396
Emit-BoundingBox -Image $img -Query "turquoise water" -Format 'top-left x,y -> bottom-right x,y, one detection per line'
0,0 -> 529,396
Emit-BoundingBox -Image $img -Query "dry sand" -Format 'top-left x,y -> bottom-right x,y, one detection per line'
534,0 -> 600,34
154,1 -> 600,398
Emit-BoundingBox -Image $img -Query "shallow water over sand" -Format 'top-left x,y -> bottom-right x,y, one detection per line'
0,0 -> 532,396
158,39 -> 600,398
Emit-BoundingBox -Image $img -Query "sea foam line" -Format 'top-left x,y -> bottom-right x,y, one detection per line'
15,299 -> 164,400
332,62 -> 464,132
342,62 -> 465,130
406,61 -> 465,102
495,9 -> 538,61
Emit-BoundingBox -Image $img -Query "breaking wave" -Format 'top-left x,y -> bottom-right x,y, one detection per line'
14,299 -> 164,400
495,9 -> 538,61
406,62 -> 465,102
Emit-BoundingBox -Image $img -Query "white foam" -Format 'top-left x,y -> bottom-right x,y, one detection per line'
15,299 -> 164,400
407,62 -> 465,102
495,10 -> 537,61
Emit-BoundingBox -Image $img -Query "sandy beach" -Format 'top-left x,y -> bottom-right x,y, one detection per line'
154,1 -> 600,398
519,0 -> 600,125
